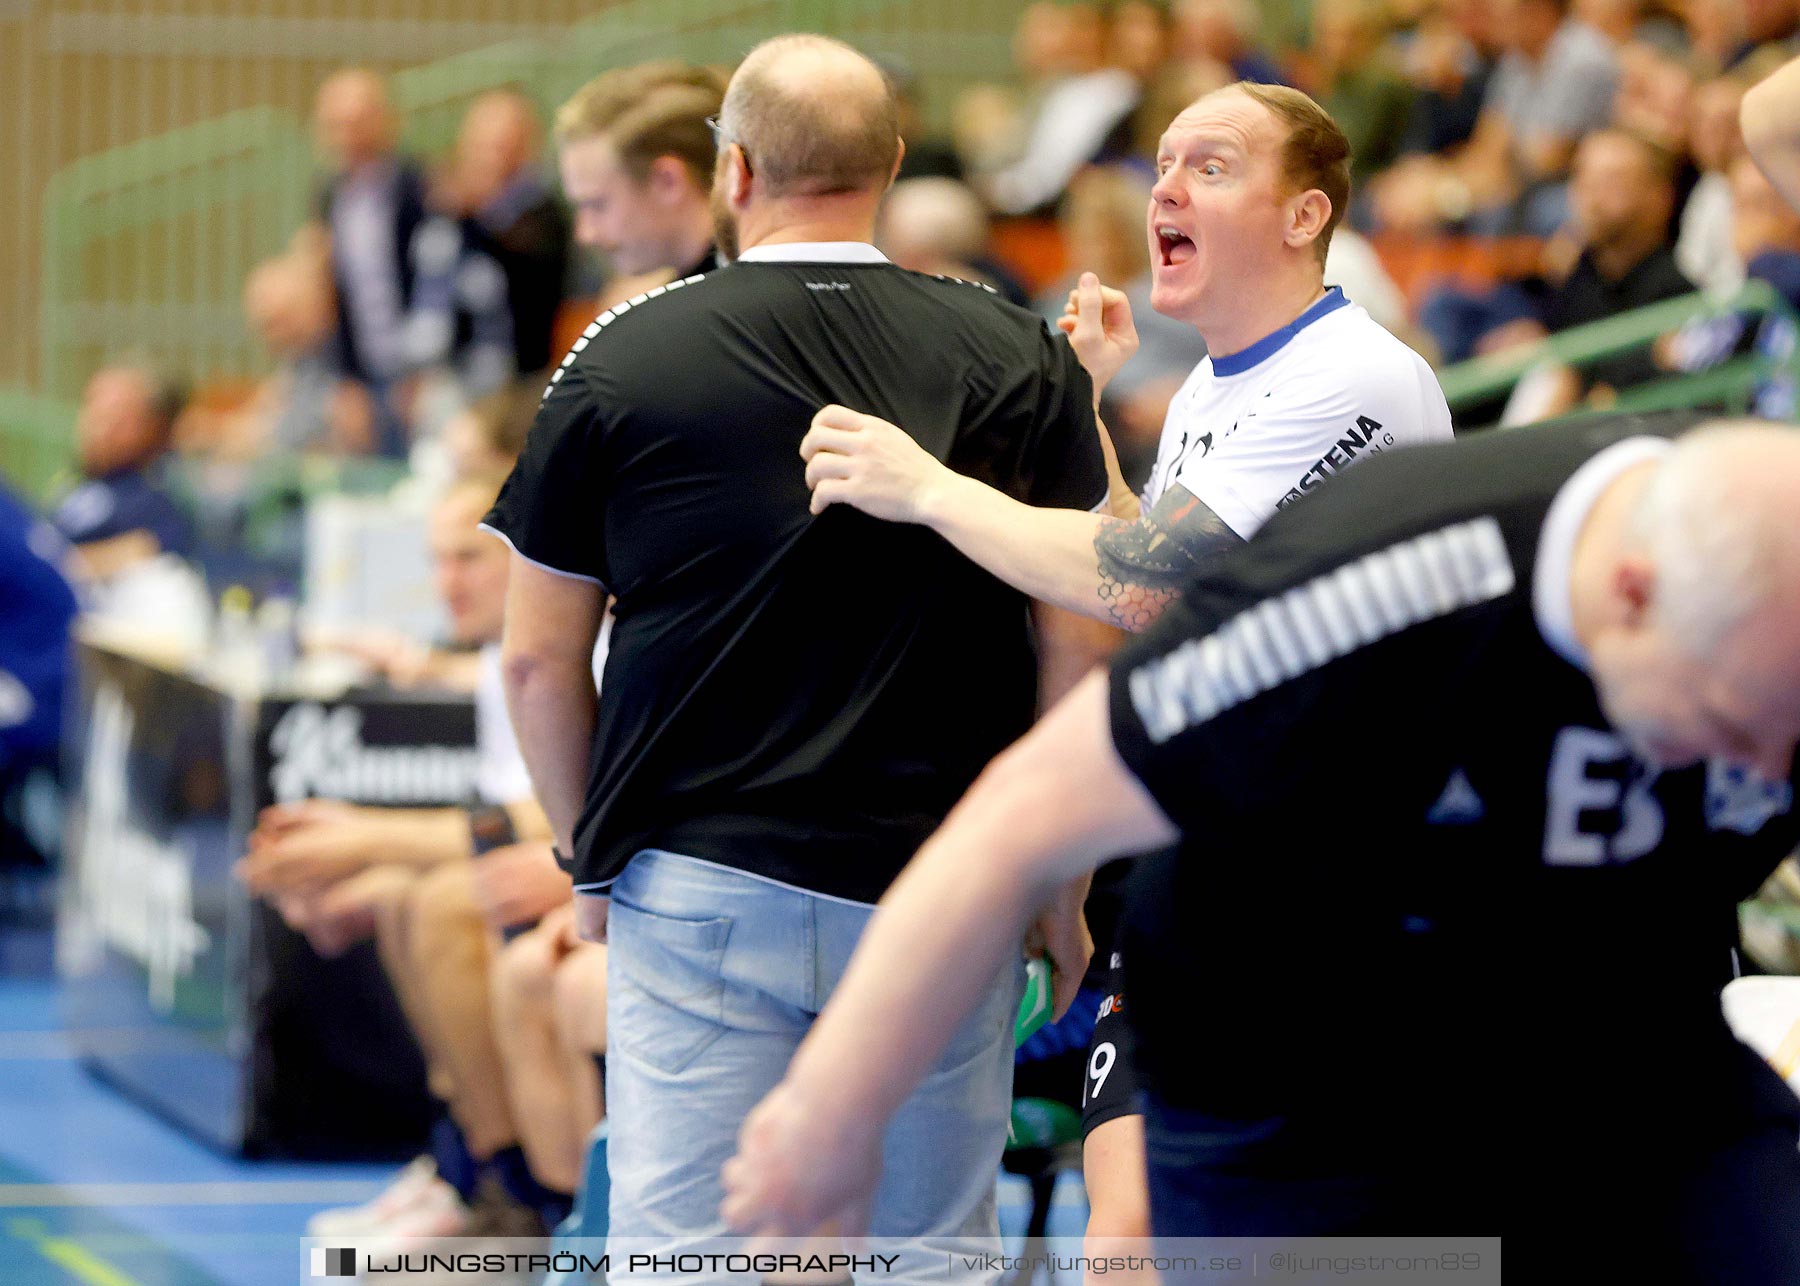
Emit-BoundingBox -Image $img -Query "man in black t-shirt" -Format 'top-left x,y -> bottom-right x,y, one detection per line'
483,33 -> 1108,1276
724,412 -> 1800,1284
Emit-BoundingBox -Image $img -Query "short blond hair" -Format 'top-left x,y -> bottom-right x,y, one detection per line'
554,62 -> 726,186
1232,81 -> 1351,265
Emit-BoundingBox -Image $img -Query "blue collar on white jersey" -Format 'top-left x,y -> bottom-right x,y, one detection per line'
1209,286 -> 1350,377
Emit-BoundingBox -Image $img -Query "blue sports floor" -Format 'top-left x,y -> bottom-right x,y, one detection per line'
0,909 -> 1085,1285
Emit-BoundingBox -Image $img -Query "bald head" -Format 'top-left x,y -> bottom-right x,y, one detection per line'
1632,422 -> 1800,651
315,68 -> 398,170
719,34 -> 900,198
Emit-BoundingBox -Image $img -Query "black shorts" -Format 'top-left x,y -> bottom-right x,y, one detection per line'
1080,950 -> 1141,1136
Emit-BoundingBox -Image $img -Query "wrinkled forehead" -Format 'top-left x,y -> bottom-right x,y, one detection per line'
1157,88 -> 1279,157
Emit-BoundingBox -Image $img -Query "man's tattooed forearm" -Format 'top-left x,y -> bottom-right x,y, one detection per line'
1092,486 -> 1244,632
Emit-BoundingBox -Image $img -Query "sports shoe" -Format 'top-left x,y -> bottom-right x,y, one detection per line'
306,1156 -> 443,1238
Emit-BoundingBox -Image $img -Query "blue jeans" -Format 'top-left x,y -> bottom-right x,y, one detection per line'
604,850 -> 1022,1283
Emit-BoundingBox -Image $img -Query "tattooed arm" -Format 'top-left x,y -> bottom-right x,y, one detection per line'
1092,485 -> 1242,630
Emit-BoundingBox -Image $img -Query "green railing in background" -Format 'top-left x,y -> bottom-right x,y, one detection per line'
1439,280 -> 1800,425
8,0 -> 1014,500
0,391 -> 79,504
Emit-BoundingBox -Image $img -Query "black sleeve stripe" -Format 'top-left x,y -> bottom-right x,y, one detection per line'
543,272 -> 710,398
1126,516 -> 1515,745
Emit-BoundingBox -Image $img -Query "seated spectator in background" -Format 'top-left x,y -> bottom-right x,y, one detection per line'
1372,0 -> 1618,235
877,177 -> 1032,305
490,895 -> 609,1199
1037,166 -> 1206,487
1680,75 -> 1752,296
1323,225 -> 1423,348
1173,0 -> 1288,85
552,61 -> 723,280
979,1 -> 1143,215
1663,153 -> 1800,417
52,362 -> 193,582
1311,0 -> 1413,189
882,59 -> 964,183
1729,0 -> 1800,72
180,251 -> 375,459
1391,0 -> 1499,160
443,379 -> 546,483
0,479 -> 78,871
241,476 -> 580,1240
312,68 -> 427,458
407,90 -> 571,401
1611,33 -> 1698,161
1472,129 -> 1695,422
1111,0 -> 1175,86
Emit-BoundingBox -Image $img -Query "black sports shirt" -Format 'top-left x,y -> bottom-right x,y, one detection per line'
1106,411 -> 1799,1170
485,243 -> 1106,902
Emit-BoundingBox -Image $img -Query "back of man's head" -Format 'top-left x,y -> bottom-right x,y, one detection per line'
1629,421 -> 1800,656
555,61 -> 725,189
720,34 -> 900,199
880,178 -> 990,271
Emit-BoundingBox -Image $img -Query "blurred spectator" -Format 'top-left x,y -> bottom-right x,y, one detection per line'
1392,0 -> 1499,158
1173,0 -> 1289,84
313,68 -> 427,457
1372,0 -> 1619,235
1679,75 -> 1751,296
552,62 -> 723,278
1111,0 -> 1176,83
1324,227 -> 1420,345
1538,128 -> 1693,352
1457,129 -> 1694,422
0,480 -> 78,871
52,363 -> 193,581
245,477 -> 573,1238
878,177 -> 1032,304
1575,0 -> 1644,46
181,252 -> 375,459
443,379 -> 544,482
1312,0 -> 1414,188
979,2 -> 1142,215
1734,0 -> 1800,70
1611,36 -> 1699,159
490,898 -> 609,1197
406,90 -> 571,400
1663,153 -> 1800,417
881,58 -> 964,182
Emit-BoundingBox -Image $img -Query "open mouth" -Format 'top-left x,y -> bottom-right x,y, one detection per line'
1157,226 -> 1196,267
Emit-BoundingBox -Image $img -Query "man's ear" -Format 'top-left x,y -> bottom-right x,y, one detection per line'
1286,189 -> 1332,251
886,136 -> 907,190
647,154 -> 692,202
1614,555 -> 1657,629
727,143 -> 754,205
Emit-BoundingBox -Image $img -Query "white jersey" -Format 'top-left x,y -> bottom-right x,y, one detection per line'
473,617 -> 612,805
1144,288 -> 1454,535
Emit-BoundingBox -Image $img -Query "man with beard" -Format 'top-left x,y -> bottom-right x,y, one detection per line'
482,32 -> 1112,1281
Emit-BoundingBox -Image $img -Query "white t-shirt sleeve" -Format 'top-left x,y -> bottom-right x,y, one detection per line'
475,643 -> 535,806
1175,340 -> 1453,539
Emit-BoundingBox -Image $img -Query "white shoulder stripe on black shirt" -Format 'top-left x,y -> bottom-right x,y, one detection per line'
1127,517 -> 1515,744
543,273 -> 708,399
